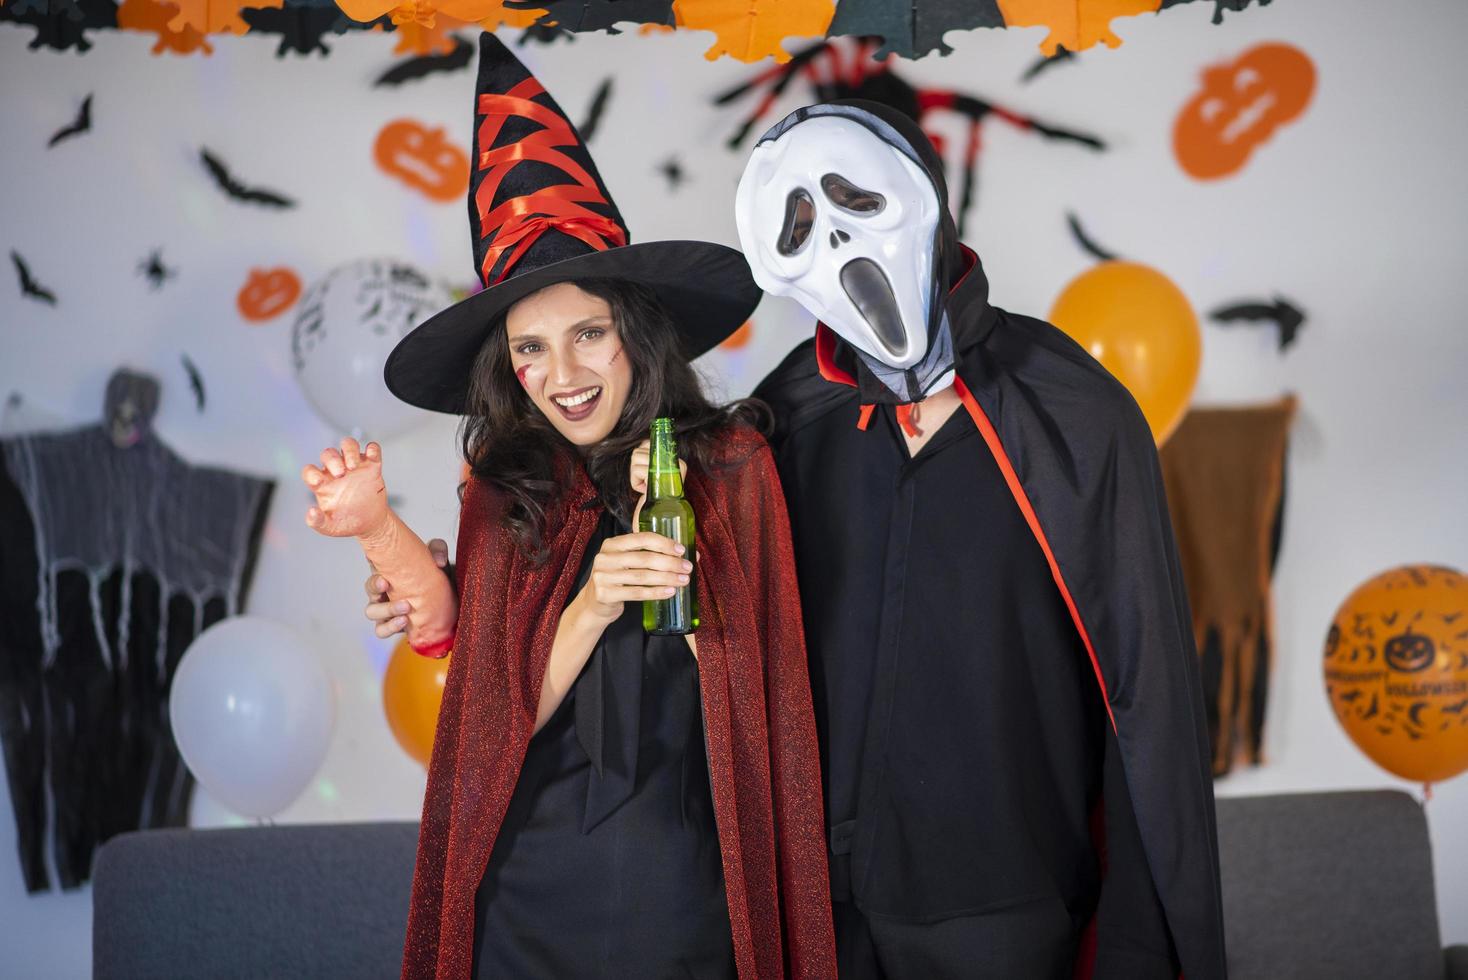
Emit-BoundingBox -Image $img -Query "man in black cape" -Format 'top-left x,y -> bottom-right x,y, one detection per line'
735,101 -> 1225,979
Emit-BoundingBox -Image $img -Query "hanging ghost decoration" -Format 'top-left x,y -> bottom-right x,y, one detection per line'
0,373 -> 274,891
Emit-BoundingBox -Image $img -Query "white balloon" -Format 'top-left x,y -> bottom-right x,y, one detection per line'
291,258 -> 450,442
170,616 -> 336,820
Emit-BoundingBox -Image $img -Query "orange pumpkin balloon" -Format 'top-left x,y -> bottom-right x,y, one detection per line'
236,267 -> 302,322
1048,261 -> 1201,445
1174,43 -> 1316,181
373,119 -> 470,204
1324,565 -> 1468,785
382,638 -> 450,767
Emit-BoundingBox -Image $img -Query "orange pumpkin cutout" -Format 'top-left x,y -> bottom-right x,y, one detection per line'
1174,42 -> 1316,181
720,320 -> 754,351
373,119 -> 470,204
1324,565 -> 1468,786
236,267 -> 302,322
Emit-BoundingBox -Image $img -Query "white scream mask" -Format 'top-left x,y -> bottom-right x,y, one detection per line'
736,112 -> 948,391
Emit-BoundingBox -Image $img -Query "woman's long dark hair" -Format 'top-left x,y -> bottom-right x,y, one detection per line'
460,278 -> 768,562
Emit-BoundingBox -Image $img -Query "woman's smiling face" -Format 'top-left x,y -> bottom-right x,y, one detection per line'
505,281 -> 633,448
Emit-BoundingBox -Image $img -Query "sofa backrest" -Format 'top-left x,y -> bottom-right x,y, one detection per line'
1216,789 -> 1444,980
93,821 -> 419,980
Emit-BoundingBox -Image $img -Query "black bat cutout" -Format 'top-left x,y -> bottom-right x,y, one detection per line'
657,156 -> 687,191
579,78 -> 613,144
48,94 -> 92,148
503,0 -> 674,34
1066,213 -> 1119,262
11,251 -> 57,305
180,354 -> 206,413
518,22 -> 574,46
137,249 -> 176,291
373,35 -> 474,87
1021,46 -> 1075,83
199,148 -> 296,209
1209,296 -> 1306,352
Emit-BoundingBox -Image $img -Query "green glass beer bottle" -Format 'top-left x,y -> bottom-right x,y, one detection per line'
639,417 -> 698,634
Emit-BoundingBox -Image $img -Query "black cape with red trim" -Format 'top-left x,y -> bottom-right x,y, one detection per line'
753,250 -> 1226,979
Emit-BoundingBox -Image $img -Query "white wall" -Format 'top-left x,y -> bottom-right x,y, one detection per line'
1,0 -> 1464,972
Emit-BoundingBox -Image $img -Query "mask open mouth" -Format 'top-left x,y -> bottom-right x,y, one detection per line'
840,258 -> 908,360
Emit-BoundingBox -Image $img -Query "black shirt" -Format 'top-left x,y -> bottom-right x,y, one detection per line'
764,333 -> 1179,975
472,509 -> 735,979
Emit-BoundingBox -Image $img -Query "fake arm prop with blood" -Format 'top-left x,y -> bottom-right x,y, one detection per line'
302,445 -> 457,658
360,513 -> 458,658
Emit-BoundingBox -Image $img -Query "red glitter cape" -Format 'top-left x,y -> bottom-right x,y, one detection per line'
402,428 -> 836,979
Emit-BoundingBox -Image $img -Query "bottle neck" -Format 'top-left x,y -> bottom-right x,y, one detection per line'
648,429 -> 683,500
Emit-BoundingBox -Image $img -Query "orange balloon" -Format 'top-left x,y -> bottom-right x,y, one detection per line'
720,320 -> 754,351
1323,565 -> 1468,785
382,638 -> 450,767
1048,261 -> 1201,445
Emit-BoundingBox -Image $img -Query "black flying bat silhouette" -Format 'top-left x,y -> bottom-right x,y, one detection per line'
199,148 -> 296,209
579,78 -> 613,144
11,251 -> 56,305
180,354 -> 206,413
657,156 -> 687,191
1210,297 -> 1306,352
373,35 -> 474,87
48,94 -> 92,148
1066,212 -> 1120,263
1021,46 -> 1076,83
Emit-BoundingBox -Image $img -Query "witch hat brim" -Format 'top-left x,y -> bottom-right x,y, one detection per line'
385,240 -> 759,414
384,33 -> 760,416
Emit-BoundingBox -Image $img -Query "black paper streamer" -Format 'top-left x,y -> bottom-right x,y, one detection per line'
503,0 -> 673,34
0,0 -> 117,53
826,0 -> 1003,59
1161,0 -> 1273,26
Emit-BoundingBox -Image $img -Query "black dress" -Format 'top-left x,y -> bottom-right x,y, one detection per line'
472,509 -> 736,979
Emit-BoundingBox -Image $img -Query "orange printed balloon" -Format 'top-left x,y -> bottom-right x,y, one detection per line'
720,320 -> 753,351
383,638 -> 450,767
374,119 -> 471,203
1174,42 -> 1316,181
236,267 -> 302,322
1324,565 -> 1468,785
1048,261 -> 1200,445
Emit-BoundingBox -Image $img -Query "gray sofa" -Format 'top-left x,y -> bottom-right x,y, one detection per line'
93,790 -> 1467,979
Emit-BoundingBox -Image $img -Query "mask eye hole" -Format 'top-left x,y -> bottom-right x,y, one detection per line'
777,188 -> 816,256
821,173 -> 885,215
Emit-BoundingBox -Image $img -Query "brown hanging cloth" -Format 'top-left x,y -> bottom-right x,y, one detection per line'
1159,395 -> 1297,776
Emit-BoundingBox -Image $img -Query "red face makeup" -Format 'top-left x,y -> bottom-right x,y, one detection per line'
505,282 -> 634,448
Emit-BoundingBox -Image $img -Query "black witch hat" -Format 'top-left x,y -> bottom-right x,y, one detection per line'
386,33 -> 760,415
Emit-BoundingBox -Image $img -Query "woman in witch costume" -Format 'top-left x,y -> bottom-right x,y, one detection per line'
300,35 -> 835,980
